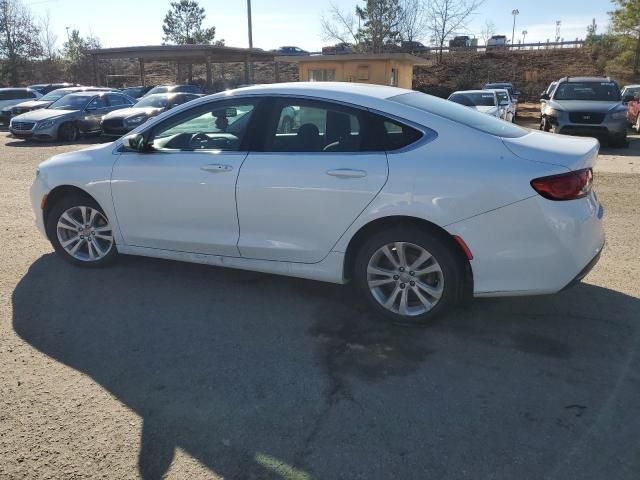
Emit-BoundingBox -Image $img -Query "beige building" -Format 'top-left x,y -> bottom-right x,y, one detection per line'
276,53 -> 430,89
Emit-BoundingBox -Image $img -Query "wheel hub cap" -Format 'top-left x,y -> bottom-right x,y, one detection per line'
366,242 -> 444,317
56,205 -> 113,262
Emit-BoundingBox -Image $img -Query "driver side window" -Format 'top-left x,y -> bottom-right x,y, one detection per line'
150,101 -> 256,152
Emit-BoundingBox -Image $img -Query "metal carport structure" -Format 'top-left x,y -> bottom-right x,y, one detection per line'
88,44 -> 275,88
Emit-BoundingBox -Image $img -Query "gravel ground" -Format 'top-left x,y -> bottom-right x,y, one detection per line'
1,120 -> 639,480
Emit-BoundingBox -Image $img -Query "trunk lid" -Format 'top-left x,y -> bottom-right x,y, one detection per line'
502,130 -> 599,171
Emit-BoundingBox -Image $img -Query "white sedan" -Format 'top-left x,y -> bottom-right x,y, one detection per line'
447,90 -> 505,119
30,82 -> 605,324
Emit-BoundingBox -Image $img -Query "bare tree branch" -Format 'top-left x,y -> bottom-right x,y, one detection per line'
480,19 -> 495,47
426,0 -> 483,61
320,2 -> 359,45
398,0 -> 428,45
39,10 -> 57,61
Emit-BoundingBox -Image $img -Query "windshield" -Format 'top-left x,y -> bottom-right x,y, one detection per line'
48,95 -> 90,111
623,86 -> 640,98
553,81 -> 621,101
391,91 -> 527,138
146,86 -> 169,95
41,89 -> 73,102
495,91 -> 509,103
134,94 -> 169,108
449,92 -> 496,107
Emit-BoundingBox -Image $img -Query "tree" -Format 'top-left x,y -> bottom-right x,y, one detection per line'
320,3 -> 359,46
586,17 -> 598,40
480,19 -> 496,47
426,0 -> 482,62
62,29 -> 101,83
39,10 -> 58,61
355,0 -> 402,53
162,0 -> 219,45
610,0 -> 640,72
0,0 -> 42,84
397,0 -> 428,47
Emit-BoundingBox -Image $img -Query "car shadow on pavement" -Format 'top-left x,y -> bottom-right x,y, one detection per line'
11,254 -> 640,480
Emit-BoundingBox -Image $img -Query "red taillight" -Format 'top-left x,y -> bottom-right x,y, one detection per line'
530,168 -> 593,201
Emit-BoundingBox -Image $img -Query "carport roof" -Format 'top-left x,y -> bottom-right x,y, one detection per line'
276,53 -> 431,65
89,44 -> 275,62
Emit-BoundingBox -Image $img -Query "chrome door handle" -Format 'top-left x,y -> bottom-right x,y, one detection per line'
201,164 -> 233,173
326,168 -> 367,178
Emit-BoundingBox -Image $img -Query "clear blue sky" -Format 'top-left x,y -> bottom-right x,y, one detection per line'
27,0 -> 611,51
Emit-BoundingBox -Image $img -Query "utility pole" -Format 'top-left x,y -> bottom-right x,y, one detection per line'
247,0 -> 253,84
511,9 -> 519,47
555,21 -> 561,43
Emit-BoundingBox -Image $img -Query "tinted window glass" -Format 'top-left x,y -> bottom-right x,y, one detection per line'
151,101 -> 256,151
363,113 -> 423,151
267,100 -> 362,152
449,92 -> 496,106
390,91 -> 527,138
0,91 -> 11,101
107,94 -> 129,106
88,96 -> 107,109
553,81 -> 621,101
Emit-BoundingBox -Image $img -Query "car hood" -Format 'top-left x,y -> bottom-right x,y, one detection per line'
102,107 -> 163,120
548,100 -> 623,113
502,130 -> 599,171
13,100 -> 52,109
475,105 -> 498,114
14,108 -> 77,122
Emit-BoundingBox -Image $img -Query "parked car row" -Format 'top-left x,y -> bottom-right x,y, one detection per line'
539,76 -> 628,146
447,82 -> 519,123
7,85 -> 203,142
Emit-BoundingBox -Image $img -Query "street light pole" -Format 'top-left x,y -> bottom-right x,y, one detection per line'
511,9 -> 520,47
246,0 -> 253,84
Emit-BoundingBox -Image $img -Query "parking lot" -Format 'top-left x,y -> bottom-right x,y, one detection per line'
1,109 -> 639,479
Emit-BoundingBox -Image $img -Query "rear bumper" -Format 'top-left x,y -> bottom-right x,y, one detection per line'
446,192 -> 605,297
561,249 -> 602,291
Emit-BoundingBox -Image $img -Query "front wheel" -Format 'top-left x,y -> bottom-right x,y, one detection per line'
46,195 -> 118,267
353,227 -> 464,325
57,122 -> 79,142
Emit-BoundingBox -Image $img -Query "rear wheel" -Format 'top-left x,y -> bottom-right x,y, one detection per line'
46,195 -> 117,267
353,226 -> 464,325
540,116 -> 551,132
58,122 -> 78,142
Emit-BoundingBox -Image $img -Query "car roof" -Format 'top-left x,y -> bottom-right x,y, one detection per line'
65,91 -> 111,97
623,84 -> 640,88
561,76 -> 615,83
219,82 -> 410,100
452,90 -> 495,94
0,87 -> 33,91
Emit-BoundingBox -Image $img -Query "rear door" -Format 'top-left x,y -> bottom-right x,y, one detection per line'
80,95 -> 109,132
235,97 -> 390,263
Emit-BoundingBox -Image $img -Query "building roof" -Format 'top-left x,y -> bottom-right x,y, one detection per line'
89,44 -> 274,62
275,53 -> 430,65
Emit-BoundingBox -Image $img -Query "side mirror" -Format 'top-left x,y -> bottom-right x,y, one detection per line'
540,93 -> 550,101
124,133 -> 146,152
85,106 -> 96,112
499,101 -> 509,106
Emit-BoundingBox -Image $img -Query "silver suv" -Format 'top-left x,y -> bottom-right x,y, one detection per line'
540,76 -> 627,146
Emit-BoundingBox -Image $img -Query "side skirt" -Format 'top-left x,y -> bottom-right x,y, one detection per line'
117,245 -> 347,284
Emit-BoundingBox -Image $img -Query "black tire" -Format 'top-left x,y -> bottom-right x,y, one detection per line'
45,194 -> 118,268
57,122 -> 79,142
609,134 -> 629,148
541,116 -> 551,132
353,226 -> 465,325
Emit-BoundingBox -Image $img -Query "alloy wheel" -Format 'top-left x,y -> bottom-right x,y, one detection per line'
366,242 -> 444,317
56,206 -> 113,262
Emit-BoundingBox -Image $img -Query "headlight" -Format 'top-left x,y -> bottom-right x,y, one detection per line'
35,119 -> 57,130
546,108 -> 560,117
610,110 -> 627,120
125,115 -> 147,126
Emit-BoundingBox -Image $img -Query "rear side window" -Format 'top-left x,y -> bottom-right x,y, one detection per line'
107,94 -> 129,106
390,91 -> 527,138
362,113 -> 423,151
263,99 -> 423,153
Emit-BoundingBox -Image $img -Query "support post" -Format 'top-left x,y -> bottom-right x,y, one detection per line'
206,56 -> 212,90
139,58 -> 145,86
274,60 -> 280,83
92,55 -> 98,86
176,62 -> 182,83
244,52 -> 250,85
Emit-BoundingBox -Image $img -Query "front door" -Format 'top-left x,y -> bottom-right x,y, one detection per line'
236,98 -> 392,263
111,99 -> 259,256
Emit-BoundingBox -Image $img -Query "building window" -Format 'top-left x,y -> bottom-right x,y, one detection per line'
309,69 -> 336,82
357,65 -> 370,80
390,68 -> 399,87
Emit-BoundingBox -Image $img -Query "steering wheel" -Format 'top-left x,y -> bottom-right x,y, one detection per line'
189,132 -> 211,149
